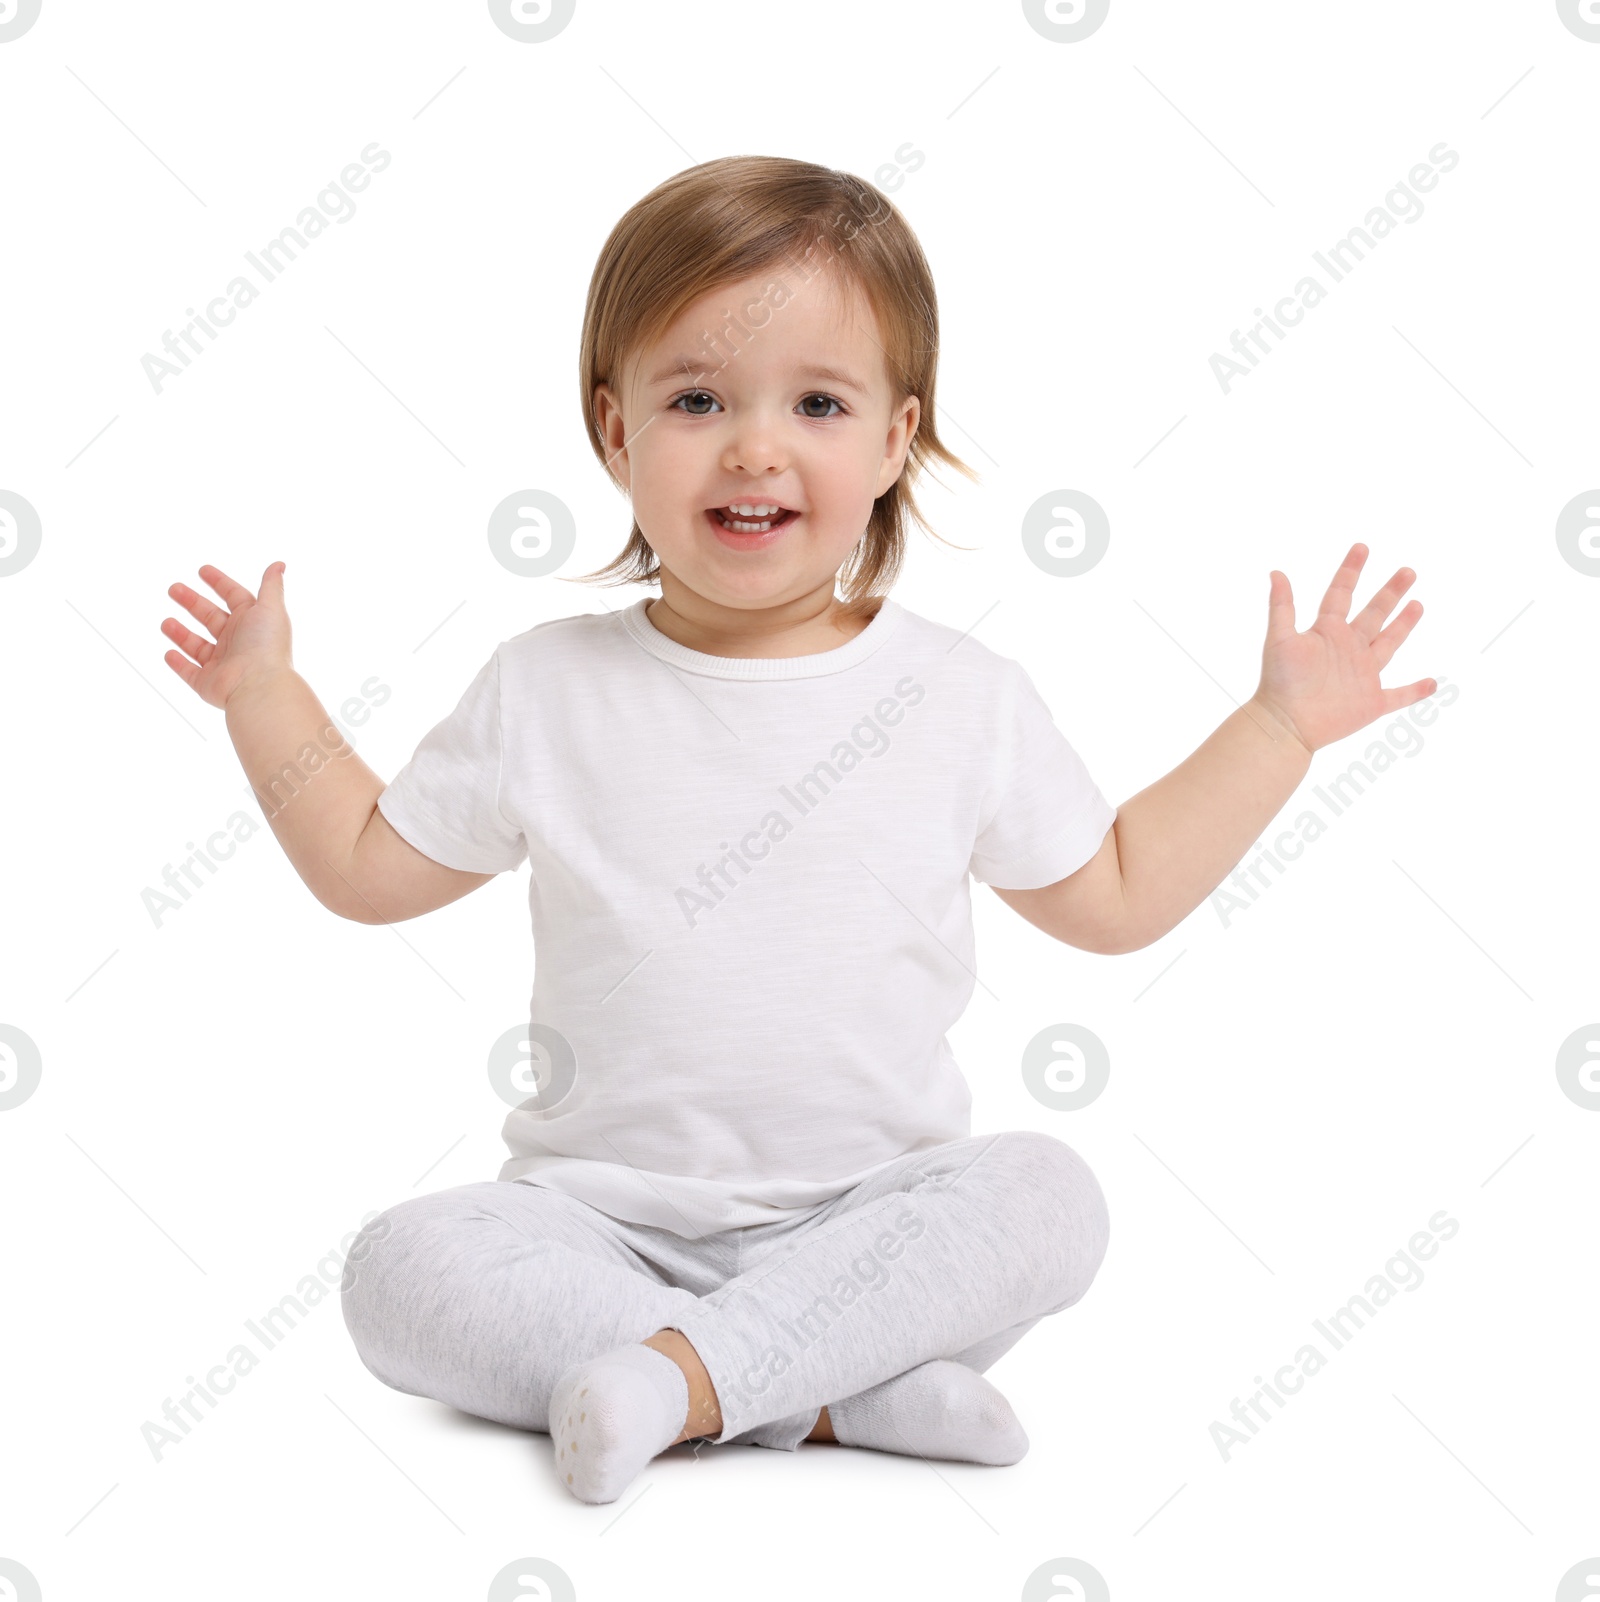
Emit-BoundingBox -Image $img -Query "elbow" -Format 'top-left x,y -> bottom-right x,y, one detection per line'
318,886 -> 390,925
1064,921 -> 1156,956
333,890 -> 431,926
1104,914 -> 1170,955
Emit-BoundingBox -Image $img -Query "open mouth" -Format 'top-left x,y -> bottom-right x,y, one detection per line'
708,502 -> 798,534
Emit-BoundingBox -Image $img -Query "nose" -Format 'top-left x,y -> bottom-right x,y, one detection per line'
720,404 -> 789,477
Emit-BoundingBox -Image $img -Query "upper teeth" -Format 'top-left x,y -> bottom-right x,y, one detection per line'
724,503 -> 782,517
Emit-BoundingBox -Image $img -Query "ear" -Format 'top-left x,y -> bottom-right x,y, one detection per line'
874,394 -> 922,497
594,383 -> 631,490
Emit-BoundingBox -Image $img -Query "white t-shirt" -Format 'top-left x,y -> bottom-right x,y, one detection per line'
376,595 -> 1115,1239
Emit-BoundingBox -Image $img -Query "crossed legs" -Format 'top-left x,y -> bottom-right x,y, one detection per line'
341,1131 -> 1109,1497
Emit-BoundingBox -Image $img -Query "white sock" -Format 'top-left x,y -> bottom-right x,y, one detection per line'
546,1343 -> 688,1504
827,1359 -> 1030,1465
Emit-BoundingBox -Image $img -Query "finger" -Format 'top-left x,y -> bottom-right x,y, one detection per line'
258,560 -> 286,604
1316,542 -> 1368,624
1379,675 -> 1437,714
167,581 -> 228,636
160,616 -> 215,665
197,563 -> 257,609
1369,599 -> 1423,671
163,649 -> 200,691
1264,569 -> 1297,646
1351,567 -> 1416,644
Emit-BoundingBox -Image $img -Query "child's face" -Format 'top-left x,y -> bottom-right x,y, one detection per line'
595,264 -> 920,613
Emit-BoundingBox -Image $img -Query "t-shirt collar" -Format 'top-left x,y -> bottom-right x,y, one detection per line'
618,595 -> 903,681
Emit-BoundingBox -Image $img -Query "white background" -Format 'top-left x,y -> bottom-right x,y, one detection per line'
2,1 -> 1596,1599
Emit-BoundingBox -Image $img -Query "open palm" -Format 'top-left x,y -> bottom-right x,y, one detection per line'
161,562 -> 291,710
1254,543 -> 1435,754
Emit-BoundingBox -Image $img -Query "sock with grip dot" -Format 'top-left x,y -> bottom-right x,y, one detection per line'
545,1343 -> 689,1505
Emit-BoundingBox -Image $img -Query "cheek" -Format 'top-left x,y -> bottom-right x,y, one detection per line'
818,445 -> 884,506
629,437 -> 696,500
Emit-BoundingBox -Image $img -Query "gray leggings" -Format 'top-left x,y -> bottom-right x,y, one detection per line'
339,1130 -> 1110,1450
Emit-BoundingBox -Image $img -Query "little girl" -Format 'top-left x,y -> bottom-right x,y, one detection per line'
159,155 -> 1433,1506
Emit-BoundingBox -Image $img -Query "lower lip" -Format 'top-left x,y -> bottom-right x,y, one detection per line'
705,507 -> 798,549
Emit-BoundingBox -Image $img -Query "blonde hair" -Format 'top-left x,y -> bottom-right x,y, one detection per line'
566,154 -> 977,622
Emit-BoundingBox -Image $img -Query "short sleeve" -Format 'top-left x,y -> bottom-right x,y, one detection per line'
968,660 -> 1115,889
376,650 -> 528,874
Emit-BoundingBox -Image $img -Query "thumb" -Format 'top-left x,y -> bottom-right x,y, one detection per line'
1264,568 -> 1296,647
260,560 -> 287,605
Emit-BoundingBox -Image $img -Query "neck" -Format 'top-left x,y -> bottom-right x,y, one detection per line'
645,573 -> 881,659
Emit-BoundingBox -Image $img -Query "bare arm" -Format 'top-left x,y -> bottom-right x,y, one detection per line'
163,562 -> 495,925
993,545 -> 1435,955
223,668 -> 493,923
994,697 -> 1310,953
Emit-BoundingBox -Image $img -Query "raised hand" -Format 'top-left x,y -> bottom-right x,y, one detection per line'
161,562 -> 293,710
1251,543 -> 1435,755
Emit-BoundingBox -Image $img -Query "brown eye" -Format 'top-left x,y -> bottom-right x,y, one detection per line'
671,390 -> 718,415
798,393 -> 844,419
